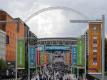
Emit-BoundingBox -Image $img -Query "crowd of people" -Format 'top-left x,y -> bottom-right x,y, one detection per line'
31,63 -> 77,80
31,72 -> 77,80
31,72 -> 48,80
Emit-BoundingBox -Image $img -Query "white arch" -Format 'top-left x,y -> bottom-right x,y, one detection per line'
25,6 -> 88,22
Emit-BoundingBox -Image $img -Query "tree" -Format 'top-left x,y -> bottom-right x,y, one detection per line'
0,59 -> 7,70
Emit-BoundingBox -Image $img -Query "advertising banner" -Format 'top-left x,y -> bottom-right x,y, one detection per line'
45,45 -> 70,50
77,38 -> 84,66
17,39 -> 25,69
44,53 -> 48,64
29,46 -> 36,68
72,45 -> 77,65
88,22 -> 102,74
66,53 -> 70,65
36,48 -> 40,65
40,51 -> 44,65
70,50 -> 72,64
37,45 -> 44,65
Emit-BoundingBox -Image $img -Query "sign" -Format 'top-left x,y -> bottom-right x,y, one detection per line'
29,46 -> 36,68
17,40 -> 25,69
88,22 -> 102,74
77,38 -> 84,66
45,45 -> 70,50
44,53 -> 48,64
36,48 -> 40,65
40,51 -> 44,65
65,53 -> 70,65
37,45 -> 44,65
70,50 -> 72,64
72,45 -> 77,65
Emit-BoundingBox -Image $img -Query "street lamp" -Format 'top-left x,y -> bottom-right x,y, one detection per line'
70,15 -> 105,80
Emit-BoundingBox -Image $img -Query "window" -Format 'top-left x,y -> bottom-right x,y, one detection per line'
59,41 -> 63,45
93,36 -> 97,39
17,23 -> 19,32
93,49 -> 97,52
93,39 -> 97,44
93,51 -> 97,65
53,41 -> 56,44
93,53 -> 97,57
6,35 -> 9,44
93,26 -> 97,32
93,57 -> 97,65
93,26 -> 96,30
93,32 -> 97,37
93,44 -> 97,47
93,47 -> 97,50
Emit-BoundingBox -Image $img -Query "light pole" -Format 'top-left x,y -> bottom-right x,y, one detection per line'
102,15 -> 105,80
70,16 -> 105,80
15,20 -> 18,80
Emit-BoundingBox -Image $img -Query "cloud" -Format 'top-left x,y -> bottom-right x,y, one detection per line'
0,0 -> 107,38
27,9 -> 68,38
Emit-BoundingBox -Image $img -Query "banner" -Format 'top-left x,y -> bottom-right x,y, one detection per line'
44,53 -> 48,64
88,22 -> 102,74
77,38 -> 84,66
65,53 -> 70,65
40,51 -> 44,65
72,45 -> 77,65
36,48 -> 40,65
37,45 -> 44,65
70,50 -> 72,64
45,45 -> 70,50
29,46 -> 36,68
17,39 -> 25,69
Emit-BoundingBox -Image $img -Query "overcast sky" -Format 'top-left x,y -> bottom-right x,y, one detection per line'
0,0 -> 107,38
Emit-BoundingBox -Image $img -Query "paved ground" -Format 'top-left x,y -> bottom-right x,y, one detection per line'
104,76 -> 107,80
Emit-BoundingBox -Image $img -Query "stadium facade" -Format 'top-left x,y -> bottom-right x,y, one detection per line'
37,37 -> 78,65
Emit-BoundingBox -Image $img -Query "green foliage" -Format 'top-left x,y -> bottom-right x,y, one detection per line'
0,59 -> 7,70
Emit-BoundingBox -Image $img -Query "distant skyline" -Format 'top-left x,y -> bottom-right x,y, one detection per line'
0,0 -> 107,38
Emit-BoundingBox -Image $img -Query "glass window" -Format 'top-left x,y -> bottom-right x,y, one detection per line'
93,39 -> 97,44
6,35 -> 9,44
93,47 -> 97,50
93,44 -> 97,47
93,57 -> 97,65
93,26 -> 96,31
93,52 -> 97,57
93,49 -> 97,52
93,36 -> 97,39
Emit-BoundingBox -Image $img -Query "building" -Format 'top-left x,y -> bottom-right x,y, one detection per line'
14,18 -> 25,39
0,10 -> 32,69
37,37 -> 77,65
88,22 -> 102,73
38,37 -> 77,45
24,23 -> 29,70
29,31 -> 37,45
0,29 -> 6,60
0,10 -> 17,64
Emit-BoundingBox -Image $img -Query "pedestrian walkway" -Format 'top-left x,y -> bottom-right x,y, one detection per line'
2,78 -> 21,80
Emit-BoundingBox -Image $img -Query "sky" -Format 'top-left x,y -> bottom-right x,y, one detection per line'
0,0 -> 107,38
